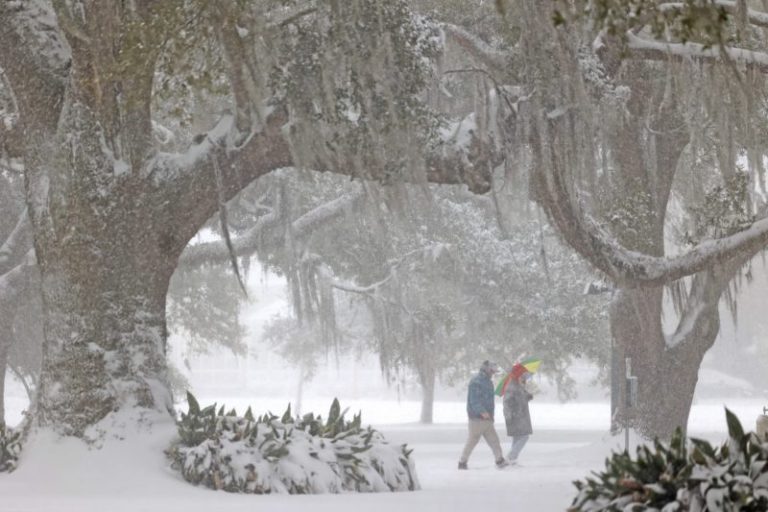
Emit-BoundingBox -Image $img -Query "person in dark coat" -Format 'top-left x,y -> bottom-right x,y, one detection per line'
503,363 -> 533,464
458,360 -> 508,470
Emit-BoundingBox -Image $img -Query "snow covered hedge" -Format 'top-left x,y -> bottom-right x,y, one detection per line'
0,423 -> 21,473
167,393 -> 419,494
570,409 -> 768,511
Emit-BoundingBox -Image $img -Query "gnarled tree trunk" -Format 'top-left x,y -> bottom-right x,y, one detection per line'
28,105 -> 182,434
611,283 -> 719,439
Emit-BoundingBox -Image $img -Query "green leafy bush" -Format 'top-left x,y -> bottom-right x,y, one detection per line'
0,423 -> 21,473
570,409 -> 768,511
167,392 -> 419,494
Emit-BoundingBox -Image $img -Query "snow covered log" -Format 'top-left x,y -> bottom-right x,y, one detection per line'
167,395 -> 419,494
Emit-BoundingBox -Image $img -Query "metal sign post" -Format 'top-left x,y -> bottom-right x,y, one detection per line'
758,406 -> 768,442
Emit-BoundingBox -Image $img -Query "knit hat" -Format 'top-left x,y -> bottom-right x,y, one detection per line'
480,360 -> 499,374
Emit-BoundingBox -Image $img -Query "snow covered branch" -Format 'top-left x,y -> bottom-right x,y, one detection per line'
532,121 -> 768,287
291,188 -> 365,240
179,197 -> 282,268
180,185 -> 365,268
149,108 -> 293,244
539,164 -> 768,286
326,268 -> 395,296
327,244 -> 449,295
625,31 -> 768,73
154,98 -> 493,256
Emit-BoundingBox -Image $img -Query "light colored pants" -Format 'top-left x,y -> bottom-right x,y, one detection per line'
459,418 -> 504,463
507,434 -> 530,462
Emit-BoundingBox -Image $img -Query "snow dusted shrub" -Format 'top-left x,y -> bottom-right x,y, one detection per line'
570,409 -> 768,512
0,423 -> 21,472
167,393 -> 419,494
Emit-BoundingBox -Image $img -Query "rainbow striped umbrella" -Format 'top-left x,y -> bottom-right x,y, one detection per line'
520,356 -> 542,373
494,373 -> 513,396
494,357 -> 541,396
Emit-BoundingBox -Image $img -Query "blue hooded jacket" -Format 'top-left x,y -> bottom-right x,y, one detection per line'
466,371 -> 495,420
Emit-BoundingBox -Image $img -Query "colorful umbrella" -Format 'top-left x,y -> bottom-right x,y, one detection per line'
520,356 -> 541,374
494,373 -> 513,396
495,357 -> 542,396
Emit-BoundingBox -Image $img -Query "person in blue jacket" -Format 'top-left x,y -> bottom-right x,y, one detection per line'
458,360 -> 508,469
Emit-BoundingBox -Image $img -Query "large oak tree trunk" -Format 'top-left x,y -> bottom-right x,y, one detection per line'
27,98 -> 182,436
34,255 -> 175,436
610,285 -> 720,439
599,79 -> 732,440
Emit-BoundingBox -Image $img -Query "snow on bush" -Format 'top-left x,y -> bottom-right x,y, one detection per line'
167,393 -> 419,494
570,409 -> 768,512
0,423 -> 21,473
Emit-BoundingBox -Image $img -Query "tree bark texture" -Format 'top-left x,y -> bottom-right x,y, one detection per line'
603,77 -> 744,439
31,103 -> 180,434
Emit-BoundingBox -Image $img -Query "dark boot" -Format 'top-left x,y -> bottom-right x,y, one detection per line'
458,461 -> 468,470
496,458 -> 509,469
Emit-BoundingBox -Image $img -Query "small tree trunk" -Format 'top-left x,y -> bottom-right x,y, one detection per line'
295,366 -> 305,417
0,306 -> 14,427
0,337 -> 8,427
419,367 -> 436,424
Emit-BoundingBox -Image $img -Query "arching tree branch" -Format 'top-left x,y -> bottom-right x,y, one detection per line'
533,145 -> 768,287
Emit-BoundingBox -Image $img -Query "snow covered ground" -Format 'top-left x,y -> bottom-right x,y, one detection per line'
2,267 -> 765,511
1,396 -> 765,512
